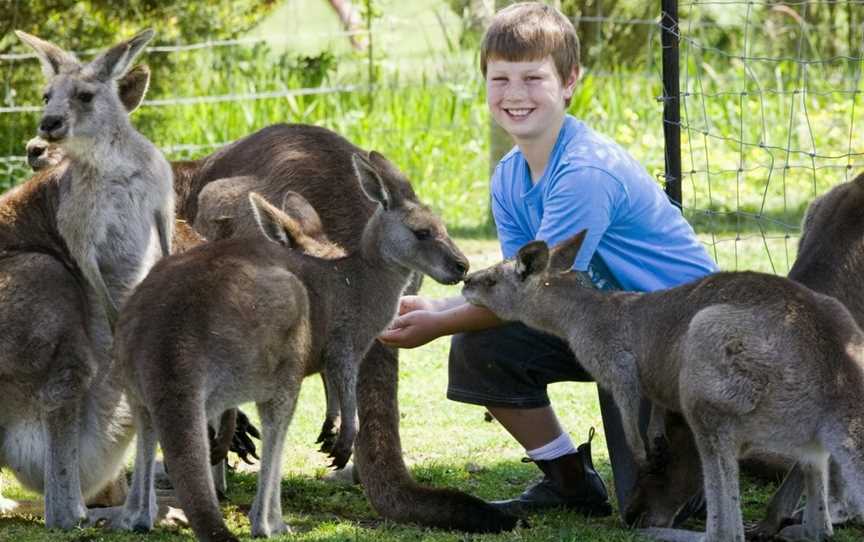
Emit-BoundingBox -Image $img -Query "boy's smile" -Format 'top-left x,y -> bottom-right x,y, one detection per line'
486,56 -> 577,146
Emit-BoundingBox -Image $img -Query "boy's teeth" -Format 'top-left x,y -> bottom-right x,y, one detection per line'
507,108 -> 531,116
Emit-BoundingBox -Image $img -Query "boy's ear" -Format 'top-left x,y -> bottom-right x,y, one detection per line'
249,192 -> 303,248
515,240 -> 550,280
563,65 -> 580,101
549,230 -> 587,273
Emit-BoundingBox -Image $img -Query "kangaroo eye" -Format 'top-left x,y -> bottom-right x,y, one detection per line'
413,229 -> 432,241
77,91 -> 94,104
42,93 -> 50,104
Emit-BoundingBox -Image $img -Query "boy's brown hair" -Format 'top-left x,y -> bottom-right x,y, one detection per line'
480,2 -> 580,85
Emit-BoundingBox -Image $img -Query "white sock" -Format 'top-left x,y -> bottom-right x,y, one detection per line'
526,432 -> 577,461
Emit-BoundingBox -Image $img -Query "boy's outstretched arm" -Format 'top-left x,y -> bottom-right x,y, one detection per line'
379,295 -> 503,349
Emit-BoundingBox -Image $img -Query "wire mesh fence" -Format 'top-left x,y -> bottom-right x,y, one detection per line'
669,0 -> 864,273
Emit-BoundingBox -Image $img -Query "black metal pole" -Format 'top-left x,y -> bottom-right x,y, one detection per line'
661,0 -> 682,210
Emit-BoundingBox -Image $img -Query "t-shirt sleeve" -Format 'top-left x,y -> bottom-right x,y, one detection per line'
536,167 -> 625,271
491,175 -> 532,260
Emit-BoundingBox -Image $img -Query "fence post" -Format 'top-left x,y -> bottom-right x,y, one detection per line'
365,0 -> 375,111
661,0 -> 682,210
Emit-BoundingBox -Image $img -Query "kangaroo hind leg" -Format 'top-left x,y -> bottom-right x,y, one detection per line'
249,384 -> 301,538
152,392 -> 237,542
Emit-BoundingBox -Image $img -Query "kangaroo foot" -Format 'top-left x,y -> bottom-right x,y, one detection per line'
321,461 -> 361,485
250,516 -> 291,538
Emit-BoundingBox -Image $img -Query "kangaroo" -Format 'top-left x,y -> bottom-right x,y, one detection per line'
625,173 -> 864,537
462,230 -> 864,542
195,176 -> 346,454
107,156 -> 468,541
0,30 -> 171,529
15,29 -> 174,328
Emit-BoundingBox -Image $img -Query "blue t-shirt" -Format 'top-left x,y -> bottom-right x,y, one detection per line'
491,115 -> 718,293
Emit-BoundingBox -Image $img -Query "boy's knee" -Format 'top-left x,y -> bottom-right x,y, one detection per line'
449,329 -> 499,371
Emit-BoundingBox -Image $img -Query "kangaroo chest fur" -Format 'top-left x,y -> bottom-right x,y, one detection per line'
56,158 -> 169,300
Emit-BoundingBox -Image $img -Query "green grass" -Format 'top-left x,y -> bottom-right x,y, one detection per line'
3,236 -> 863,542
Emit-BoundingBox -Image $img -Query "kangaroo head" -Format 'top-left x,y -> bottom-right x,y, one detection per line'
25,64 -> 151,172
249,191 -> 346,259
15,29 -> 154,152
351,152 -> 469,285
462,230 -> 587,320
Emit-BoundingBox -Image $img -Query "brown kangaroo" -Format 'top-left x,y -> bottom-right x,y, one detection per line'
463,230 -> 864,542
110,158 -> 469,541
626,173 -> 864,537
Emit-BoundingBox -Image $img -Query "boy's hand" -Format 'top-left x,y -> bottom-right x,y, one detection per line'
396,295 -> 439,315
379,296 -> 445,349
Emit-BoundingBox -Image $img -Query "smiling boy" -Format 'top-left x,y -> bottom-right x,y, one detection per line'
379,2 -> 717,518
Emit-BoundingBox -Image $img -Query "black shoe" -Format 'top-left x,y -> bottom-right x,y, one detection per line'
490,428 -> 613,517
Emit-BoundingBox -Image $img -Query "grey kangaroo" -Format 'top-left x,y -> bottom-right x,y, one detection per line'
626,173 -> 864,537
109,155 -> 469,541
462,230 -> 864,542
15,29 -> 174,327
0,30 -> 171,529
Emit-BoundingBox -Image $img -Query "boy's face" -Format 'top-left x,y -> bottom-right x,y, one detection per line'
486,55 -> 577,144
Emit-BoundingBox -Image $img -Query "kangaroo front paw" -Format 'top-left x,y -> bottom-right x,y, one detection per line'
316,418 -> 338,454
328,434 -> 354,470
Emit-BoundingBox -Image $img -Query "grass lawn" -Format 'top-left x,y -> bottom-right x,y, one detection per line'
2,236 -> 864,541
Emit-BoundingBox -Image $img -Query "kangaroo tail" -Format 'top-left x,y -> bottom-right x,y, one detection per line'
149,389 -> 238,542
354,341 -> 519,533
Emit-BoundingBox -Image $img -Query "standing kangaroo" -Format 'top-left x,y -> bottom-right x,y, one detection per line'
625,173 -> 864,537
15,29 -> 174,327
462,230 -> 864,542
0,30 -> 171,529
109,156 -> 469,541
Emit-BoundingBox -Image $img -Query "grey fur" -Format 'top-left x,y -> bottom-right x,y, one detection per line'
463,231 -> 864,542
16,29 -> 174,326
0,31 -> 171,529
108,156 -> 468,541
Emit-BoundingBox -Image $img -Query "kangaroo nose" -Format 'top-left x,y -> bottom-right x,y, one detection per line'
39,115 -> 64,135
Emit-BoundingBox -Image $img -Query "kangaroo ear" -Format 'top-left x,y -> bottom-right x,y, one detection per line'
87,28 -> 154,82
515,240 -> 550,280
249,192 -> 304,248
352,152 -> 392,210
15,30 -> 78,78
549,230 -> 588,273
118,64 -> 150,112
281,191 -> 325,237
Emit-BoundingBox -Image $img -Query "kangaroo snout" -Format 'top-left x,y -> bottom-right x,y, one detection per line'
39,115 -> 68,141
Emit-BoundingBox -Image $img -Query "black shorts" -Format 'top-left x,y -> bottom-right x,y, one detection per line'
447,321 -> 595,409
